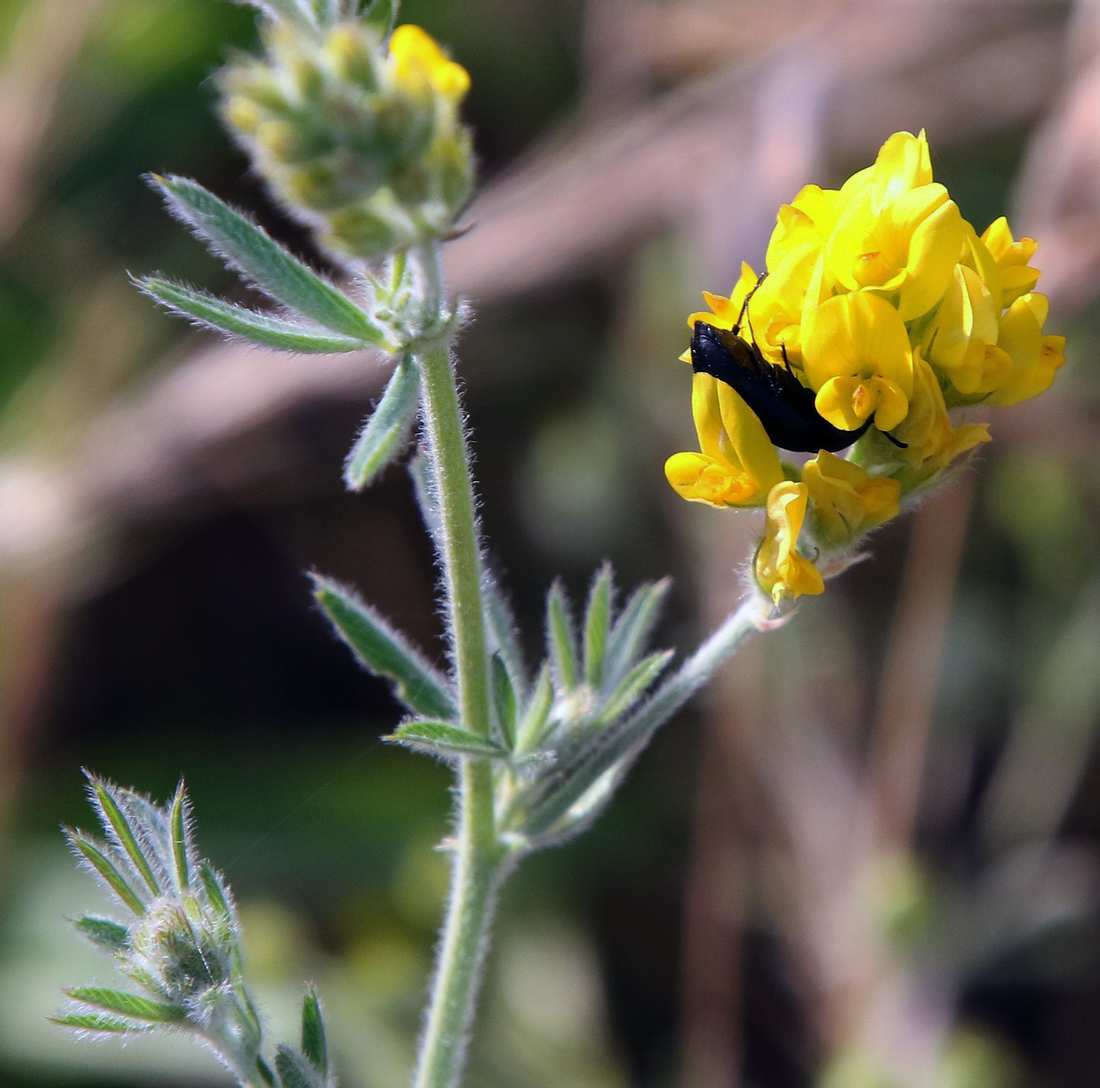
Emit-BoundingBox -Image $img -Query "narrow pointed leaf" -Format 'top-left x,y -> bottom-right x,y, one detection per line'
546,581 -> 579,691
199,861 -> 232,922
150,175 -> 378,340
276,1046 -> 323,1088
66,831 -> 145,915
491,654 -> 517,750
583,565 -> 613,688
599,650 -> 673,724
515,663 -> 553,754
137,278 -> 371,353
484,574 -> 527,696
312,575 -> 455,719
90,780 -> 160,896
72,915 -> 130,953
388,720 -> 508,759
344,354 -> 420,490
301,987 -> 328,1074
604,578 -> 670,688
51,1012 -> 147,1034
67,987 -> 187,1023
169,784 -> 191,891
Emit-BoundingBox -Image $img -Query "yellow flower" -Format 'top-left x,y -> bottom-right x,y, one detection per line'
803,451 -> 900,544
983,293 -> 1066,407
665,373 -> 784,507
923,264 -> 1012,396
754,482 -> 825,604
802,291 -> 914,432
389,25 -> 470,102
981,217 -> 1040,306
892,353 -> 990,485
825,131 -> 965,321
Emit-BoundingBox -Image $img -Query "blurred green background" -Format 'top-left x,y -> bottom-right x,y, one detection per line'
1,1 -> 1099,1086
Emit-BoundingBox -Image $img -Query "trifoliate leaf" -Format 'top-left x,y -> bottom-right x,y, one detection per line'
149,175 -> 379,341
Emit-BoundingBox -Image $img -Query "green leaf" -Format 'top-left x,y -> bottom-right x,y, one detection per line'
301,987 -> 328,1074
515,663 -> 553,754
276,1045 -> 325,1088
344,354 -> 420,490
484,575 -> 527,697
51,1012 -> 148,1034
599,650 -> 673,723
312,575 -> 455,720
149,175 -> 378,341
491,654 -> 517,750
89,778 -> 161,897
72,915 -> 130,954
604,578 -> 670,687
583,564 -> 613,688
137,278 -> 372,353
199,861 -> 232,921
546,581 -> 579,691
66,831 -> 145,915
66,987 -> 187,1023
388,720 -> 508,759
169,783 -> 191,891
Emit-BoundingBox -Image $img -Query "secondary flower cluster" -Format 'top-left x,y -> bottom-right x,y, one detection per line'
666,130 -> 1065,605
219,19 -> 473,259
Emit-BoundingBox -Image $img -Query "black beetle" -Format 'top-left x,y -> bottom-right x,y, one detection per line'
689,319 -> 872,453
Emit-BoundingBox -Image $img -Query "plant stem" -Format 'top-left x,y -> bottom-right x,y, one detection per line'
412,249 -> 506,1088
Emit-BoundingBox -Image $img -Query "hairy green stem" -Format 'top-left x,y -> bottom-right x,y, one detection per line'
411,253 -> 504,1088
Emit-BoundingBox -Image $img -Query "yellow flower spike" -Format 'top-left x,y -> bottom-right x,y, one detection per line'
802,292 -> 914,432
754,482 -> 825,605
981,217 -> 1040,306
389,24 -> 470,102
984,293 -> 1067,407
803,451 -> 901,544
664,373 -> 784,507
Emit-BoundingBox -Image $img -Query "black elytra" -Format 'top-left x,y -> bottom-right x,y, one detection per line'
689,321 -> 873,454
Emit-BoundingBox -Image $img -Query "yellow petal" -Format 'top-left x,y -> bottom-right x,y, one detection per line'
754,482 -> 825,604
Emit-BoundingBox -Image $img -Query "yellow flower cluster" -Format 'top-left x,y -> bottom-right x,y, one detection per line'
666,131 -> 1065,606
219,22 -> 473,259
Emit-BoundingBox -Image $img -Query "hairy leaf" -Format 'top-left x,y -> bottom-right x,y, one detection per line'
137,278 -> 371,353
150,175 -> 378,340
66,987 -> 186,1023
312,575 -> 455,719
388,720 -> 508,759
344,354 -> 420,489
